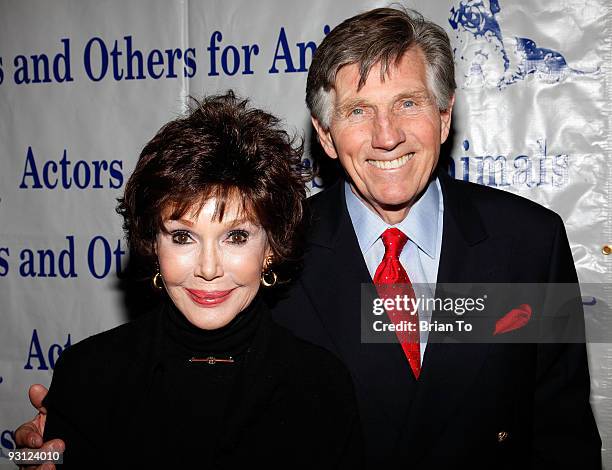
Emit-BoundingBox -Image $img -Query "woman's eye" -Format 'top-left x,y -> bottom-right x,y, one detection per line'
171,231 -> 192,244
228,230 -> 249,244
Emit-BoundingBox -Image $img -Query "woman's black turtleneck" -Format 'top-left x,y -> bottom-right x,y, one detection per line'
149,294 -> 263,465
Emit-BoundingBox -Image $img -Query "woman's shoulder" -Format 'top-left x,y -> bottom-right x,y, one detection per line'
55,307 -> 161,370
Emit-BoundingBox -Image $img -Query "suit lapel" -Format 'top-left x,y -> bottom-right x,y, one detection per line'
300,181 -> 417,424
395,171 -> 508,458
301,175 -> 513,457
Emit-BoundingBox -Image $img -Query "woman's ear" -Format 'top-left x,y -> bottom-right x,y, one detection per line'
153,228 -> 164,254
263,253 -> 273,271
261,242 -> 274,270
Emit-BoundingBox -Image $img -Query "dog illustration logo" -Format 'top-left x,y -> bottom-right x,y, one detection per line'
449,0 -> 599,88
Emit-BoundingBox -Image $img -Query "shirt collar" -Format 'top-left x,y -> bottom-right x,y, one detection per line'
344,177 -> 441,259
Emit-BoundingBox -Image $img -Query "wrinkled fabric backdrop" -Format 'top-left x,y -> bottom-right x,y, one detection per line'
1,0 -> 610,467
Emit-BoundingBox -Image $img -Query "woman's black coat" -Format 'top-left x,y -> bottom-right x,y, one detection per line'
43,301 -> 363,468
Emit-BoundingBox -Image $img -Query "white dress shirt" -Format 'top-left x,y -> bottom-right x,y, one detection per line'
344,178 -> 444,362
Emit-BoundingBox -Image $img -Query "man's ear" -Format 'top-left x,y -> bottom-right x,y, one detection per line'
440,94 -> 455,144
311,116 -> 338,159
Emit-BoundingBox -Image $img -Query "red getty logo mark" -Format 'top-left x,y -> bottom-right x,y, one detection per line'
493,304 -> 532,335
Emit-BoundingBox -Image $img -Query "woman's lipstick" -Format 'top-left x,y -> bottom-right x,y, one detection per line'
185,288 -> 234,307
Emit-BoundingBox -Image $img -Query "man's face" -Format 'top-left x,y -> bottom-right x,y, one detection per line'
313,47 -> 454,221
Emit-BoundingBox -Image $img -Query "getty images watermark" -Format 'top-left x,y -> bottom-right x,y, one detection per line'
360,283 -> 612,344
371,291 -> 487,333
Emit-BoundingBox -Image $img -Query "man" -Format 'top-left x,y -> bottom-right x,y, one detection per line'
16,7 -> 601,468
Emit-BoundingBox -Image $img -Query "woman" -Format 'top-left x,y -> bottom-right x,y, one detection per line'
42,91 -> 362,468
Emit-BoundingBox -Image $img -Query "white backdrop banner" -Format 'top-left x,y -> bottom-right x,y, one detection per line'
1,0 -> 610,467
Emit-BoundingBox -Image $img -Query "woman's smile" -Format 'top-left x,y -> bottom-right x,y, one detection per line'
185,287 -> 236,307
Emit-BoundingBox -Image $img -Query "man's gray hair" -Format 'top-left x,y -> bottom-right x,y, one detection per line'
306,7 -> 456,129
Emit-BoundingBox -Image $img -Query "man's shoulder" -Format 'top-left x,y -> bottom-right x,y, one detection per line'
268,319 -> 353,387
447,176 -> 563,232
448,176 -> 556,215
306,180 -> 343,214
306,176 -> 564,233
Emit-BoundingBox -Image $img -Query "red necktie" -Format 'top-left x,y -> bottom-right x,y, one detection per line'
373,228 -> 421,379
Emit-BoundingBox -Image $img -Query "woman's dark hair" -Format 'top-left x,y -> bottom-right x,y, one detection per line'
117,90 -> 310,282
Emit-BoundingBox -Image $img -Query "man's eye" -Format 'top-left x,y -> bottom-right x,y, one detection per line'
228,230 -> 249,244
171,231 -> 192,244
351,108 -> 364,116
402,100 -> 415,108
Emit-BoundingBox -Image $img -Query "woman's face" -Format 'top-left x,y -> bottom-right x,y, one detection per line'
155,198 -> 270,330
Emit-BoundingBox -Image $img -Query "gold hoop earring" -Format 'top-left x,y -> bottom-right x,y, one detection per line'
261,255 -> 277,287
261,269 -> 277,287
152,271 -> 164,290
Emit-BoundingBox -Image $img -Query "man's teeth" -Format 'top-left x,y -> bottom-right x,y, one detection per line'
368,153 -> 414,169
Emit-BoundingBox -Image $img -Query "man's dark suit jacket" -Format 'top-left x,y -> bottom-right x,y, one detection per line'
270,170 -> 601,469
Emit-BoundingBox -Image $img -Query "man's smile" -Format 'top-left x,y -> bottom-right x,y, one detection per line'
366,153 -> 415,169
